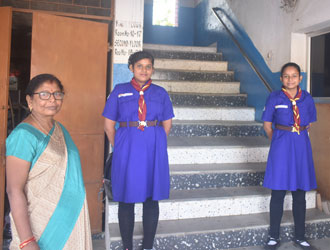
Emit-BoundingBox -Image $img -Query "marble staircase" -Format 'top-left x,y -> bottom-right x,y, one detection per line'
106,44 -> 330,250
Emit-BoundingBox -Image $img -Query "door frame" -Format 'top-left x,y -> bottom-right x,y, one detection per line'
0,6 -> 12,247
1,5 -> 114,243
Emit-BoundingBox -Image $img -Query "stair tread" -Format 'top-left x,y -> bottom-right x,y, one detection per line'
172,120 -> 262,126
169,92 -> 247,97
168,186 -> 313,201
107,186 -> 314,203
170,162 -> 266,174
109,208 -> 329,239
167,136 -> 269,148
153,80 -> 240,84
169,186 -> 268,200
144,43 -> 218,53
155,58 -> 225,64
155,68 -> 234,74
173,105 -> 254,110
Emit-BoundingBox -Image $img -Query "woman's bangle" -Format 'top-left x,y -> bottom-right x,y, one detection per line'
19,236 -> 36,249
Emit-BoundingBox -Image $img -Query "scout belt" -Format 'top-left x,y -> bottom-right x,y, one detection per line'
119,120 -> 163,127
275,124 -> 308,132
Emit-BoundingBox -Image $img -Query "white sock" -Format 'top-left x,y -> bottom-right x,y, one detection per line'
300,241 -> 310,247
267,240 -> 278,246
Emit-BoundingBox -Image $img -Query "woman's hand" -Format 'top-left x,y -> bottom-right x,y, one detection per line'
6,156 -> 35,247
263,121 -> 273,140
22,241 -> 40,250
162,119 -> 172,136
104,119 -> 116,146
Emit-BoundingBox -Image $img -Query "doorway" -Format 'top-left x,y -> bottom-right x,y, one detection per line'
310,32 -> 330,97
3,11 -> 32,246
1,7 -> 109,247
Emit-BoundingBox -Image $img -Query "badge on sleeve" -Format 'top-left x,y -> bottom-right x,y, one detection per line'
275,105 -> 288,109
118,93 -> 133,98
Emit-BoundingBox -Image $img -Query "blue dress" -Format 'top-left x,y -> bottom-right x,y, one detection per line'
102,82 -> 174,203
262,90 -> 317,191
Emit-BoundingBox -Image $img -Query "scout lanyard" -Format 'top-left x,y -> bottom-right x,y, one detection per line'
281,86 -> 302,134
130,78 -> 152,131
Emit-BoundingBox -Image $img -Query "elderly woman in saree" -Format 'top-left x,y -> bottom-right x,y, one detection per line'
5,74 -> 92,250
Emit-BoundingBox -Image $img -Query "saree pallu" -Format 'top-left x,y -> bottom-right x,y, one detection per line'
10,122 -> 92,250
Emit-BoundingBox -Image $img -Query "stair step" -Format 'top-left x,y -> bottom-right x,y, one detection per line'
144,44 -> 222,62
108,209 -> 330,249
170,162 -> 265,190
170,92 -> 247,107
170,120 -> 264,137
155,58 -> 228,71
173,106 -> 255,121
227,238 -> 330,250
107,187 -> 316,223
144,43 -> 218,53
153,80 -> 240,94
153,69 -> 234,82
167,136 -> 269,164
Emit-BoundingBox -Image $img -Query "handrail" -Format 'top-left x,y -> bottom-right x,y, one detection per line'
212,7 -> 273,93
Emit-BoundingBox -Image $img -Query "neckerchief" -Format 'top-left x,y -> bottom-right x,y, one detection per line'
130,78 -> 152,131
282,86 -> 302,134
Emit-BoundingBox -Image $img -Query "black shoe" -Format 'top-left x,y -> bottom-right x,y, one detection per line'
264,237 -> 280,249
294,239 -> 313,249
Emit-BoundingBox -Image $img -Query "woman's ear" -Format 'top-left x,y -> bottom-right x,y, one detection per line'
26,95 -> 32,110
299,75 -> 303,82
129,64 -> 134,73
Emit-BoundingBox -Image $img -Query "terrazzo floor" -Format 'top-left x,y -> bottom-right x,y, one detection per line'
92,237 -> 330,250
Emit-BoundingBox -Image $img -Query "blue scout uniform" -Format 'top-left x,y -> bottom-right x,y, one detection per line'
102,82 -> 174,203
262,90 -> 317,191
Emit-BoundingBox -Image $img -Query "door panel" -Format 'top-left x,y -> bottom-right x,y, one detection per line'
31,13 -> 108,233
310,104 -> 330,200
0,6 -> 12,247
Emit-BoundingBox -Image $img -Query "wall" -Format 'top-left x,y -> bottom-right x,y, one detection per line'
112,0 -> 144,87
226,0 -> 292,72
293,0 -> 330,34
143,0 -> 195,46
0,0 -> 111,17
194,0 -> 283,121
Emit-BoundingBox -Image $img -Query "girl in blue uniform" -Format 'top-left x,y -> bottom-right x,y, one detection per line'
262,62 -> 317,249
102,51 -> 174,250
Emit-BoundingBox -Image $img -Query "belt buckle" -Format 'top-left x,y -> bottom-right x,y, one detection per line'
139,120 -> 147,127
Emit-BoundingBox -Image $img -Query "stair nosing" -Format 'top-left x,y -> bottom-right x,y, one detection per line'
169,92 -> 247,97
172,120 -> 262,125
170,162 -> 266,175
109,208 -> 328,240
143,43 -> 218,53
154,68 -> 234,74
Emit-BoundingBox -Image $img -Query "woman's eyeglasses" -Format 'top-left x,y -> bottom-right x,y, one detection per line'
33,91 -> 65,100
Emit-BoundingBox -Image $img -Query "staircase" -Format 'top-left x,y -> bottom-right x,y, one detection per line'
106,44 -> 330,250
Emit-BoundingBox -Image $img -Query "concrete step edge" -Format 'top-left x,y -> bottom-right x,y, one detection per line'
169,162 -> 266,175
172,120 -> 262,125
108,208 -> 327,240
144,43 -> 218,53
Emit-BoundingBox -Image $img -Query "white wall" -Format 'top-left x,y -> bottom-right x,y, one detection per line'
293,0 -> 330,34
226,0 -> 330,72
226,0 -> 292,72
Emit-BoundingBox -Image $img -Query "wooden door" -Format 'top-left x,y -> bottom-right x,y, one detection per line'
0,6 -> 12,247
310,104 -> 330,200
31,13 -> 108,233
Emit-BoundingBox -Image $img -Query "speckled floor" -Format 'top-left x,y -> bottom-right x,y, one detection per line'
91,237 -> 330,250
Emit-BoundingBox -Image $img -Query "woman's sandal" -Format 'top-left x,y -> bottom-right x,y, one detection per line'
294,239 -> 312,249
264,237 -> 280,249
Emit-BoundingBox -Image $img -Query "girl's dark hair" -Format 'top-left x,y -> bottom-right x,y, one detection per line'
26,74 -> 64,96
128,51 -> 154,68
280,62 -> 301,76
